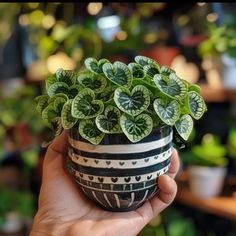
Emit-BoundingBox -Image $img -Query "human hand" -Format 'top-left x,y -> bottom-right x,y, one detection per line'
30,131 -> 180,236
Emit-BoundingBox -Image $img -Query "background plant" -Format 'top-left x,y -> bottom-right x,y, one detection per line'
36,55 -> 207,145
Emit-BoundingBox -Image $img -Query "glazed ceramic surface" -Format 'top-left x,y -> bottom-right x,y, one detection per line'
67,126 -> 173,212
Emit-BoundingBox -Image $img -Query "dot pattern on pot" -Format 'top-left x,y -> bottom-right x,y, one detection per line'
67,126 -> 173,212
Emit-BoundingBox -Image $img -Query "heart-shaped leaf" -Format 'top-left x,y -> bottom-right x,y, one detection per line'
79,119 -> 105,145
51,117 -> 63,137
143,64 -> 160,78
84,58 -> 110,74
160,66 -> 175,76
72,88 -> 104,119
175,114 -> 193,140
153,98 -> 180,125
48,93 -> 69,104
114,85 -> 150,116
95,105 -> 121,133
187,91 -> 207,120
35,95 -> 49,114
128,62 -> 146,79
53,96 -> 68,113
188,84 -> 201,93
102,61 -> 132,88
96,86 -> 116,103
120,113 -> 153,143
55,68 -> 76,86
61,99 -> 78,129
153,73 -> 188,100
78,72 -> 107,93
42,104 -> 59,125
46,75 -> 56,90
134,55 -> 157,67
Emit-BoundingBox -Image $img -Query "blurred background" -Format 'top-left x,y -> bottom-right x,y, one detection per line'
0,3 -> 236,236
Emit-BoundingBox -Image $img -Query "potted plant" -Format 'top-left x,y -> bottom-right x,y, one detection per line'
198,22 -> 236,89
182,133 -> 228,198
35,55 -> 207,211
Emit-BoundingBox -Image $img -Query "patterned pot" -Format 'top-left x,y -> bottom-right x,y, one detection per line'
67,125 -> 173,212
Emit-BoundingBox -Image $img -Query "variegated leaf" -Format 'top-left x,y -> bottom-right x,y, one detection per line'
102,61 -> 132,88
160,66 -> 175,76
143,64 -> 160,78
114,85 -> 150,116
54,97 -> 68,113
95,105 -> 121,133
153,98 -> 180,125
79,119 -> 105,145
72,88 -> 104,119
35,95 -> 49,114
175,114 -> 193,140
128,62 -> 146,79
78,72 -> 107,93
61,99 -> 78,129
42,104 -> 59,124
84,58 -> 110,74
96,86 -> 116,103
48,93 -> 69,104
55,68 -> 76,86
153,73 -> 188,100
134,55 -> 157,67
120,113 -> 153,143
187,91 -> 207,120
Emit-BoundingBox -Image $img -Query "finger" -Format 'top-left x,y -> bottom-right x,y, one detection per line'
167,148 -> 180,179
136,174 -> 177,224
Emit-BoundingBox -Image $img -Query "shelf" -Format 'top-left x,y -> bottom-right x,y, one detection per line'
175,174 -> 236,221
200,84 -> 236,102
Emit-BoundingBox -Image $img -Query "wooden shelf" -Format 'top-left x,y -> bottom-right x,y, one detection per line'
200,84 -> 236,102
175,174 -> 236,221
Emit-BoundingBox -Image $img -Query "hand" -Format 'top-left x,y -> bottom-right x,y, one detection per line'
30,131 -> 180,236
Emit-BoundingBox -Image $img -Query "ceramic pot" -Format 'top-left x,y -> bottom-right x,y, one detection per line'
67,126 -> 173,212
188,165 -> 226,198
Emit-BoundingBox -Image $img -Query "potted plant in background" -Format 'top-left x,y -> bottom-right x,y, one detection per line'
198,22 -> 236,89
35,55 -> 207,211
182,133 -> 228,198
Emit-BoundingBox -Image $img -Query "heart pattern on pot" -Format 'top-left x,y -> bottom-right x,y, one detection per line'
120,113 -> 153,143
175,114 -> 193,141
153,98 -> 180,126
102,61 -> 132,88
114,85 -> 150,116
85,58 -> 110,74
95,105 -> 121,133
61,99 -> 78,129
72,88 -> 104,119
79,119 -> 105,145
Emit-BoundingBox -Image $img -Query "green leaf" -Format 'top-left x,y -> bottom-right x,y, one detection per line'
53,97 -> 68,113
120,113 -> 153,143
79,119 -> 105,145
95,105 -> 121,133
51,117 -> 63,137
160,66 -> 175,76
114,85 -> 150,116
47,82 -> 70,97
35,95 -> 49,114
42,104 -> 59,124
128,62 -> 146,79
55,68 -> 76,86
188,84 -> 201,93
72,88 -> 104,119
175,114 -> 193,141
187,91 -> 207,120
143,64 -> 160,78
96,86 -> 116,103
61,99 -> 78,129
134,55 -> 157,67
153,73 -> 188,100
46,75 -> 56,90
153,99 -> 180,125
48,93 -> 69,104
84,57 -> 110,74
78,72 -> 107,93
102,61 -> 132,88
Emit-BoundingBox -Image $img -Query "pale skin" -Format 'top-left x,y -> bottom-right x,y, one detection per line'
30,131 -> 180,236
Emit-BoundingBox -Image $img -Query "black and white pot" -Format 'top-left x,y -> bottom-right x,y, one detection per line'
67,125 -> 173,212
